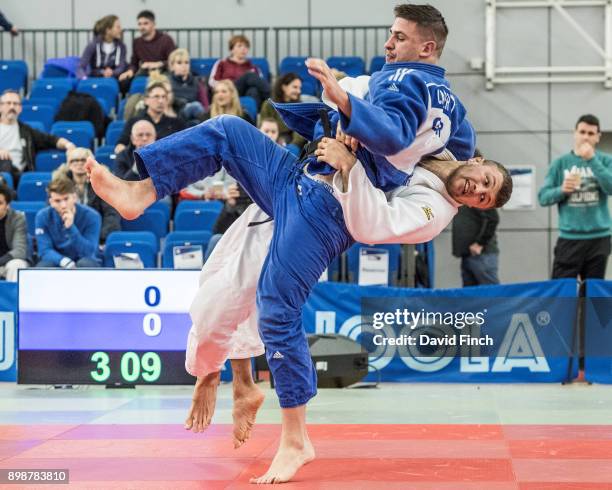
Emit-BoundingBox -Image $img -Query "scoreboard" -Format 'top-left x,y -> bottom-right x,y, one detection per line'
18,269 -> 201,385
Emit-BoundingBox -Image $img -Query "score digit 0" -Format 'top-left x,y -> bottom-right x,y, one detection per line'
143,286 -> 161,336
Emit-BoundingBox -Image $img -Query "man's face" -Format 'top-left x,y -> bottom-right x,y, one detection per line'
259,121 -> 279,142
146,87 -> 168,115
574,122 -> 600,149
0,194 -> 8,220
384,18 -> 434,63
0,93 -> 22,122
49,191 -> 76,216
231,42 -> 249,61
137,17 -> 155,37
131,122 -> 156,149
446,160 -> 505,209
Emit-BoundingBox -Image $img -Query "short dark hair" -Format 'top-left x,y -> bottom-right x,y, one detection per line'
272,72 -> 301,102
137,10 -> 155,22
0,182 -> 13,204
485,159 -> 513,208
394,4 -> 448,56
576,114 -> 600,132
145,81 -> 168,96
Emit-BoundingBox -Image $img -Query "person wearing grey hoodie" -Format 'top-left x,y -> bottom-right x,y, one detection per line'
0,182 -> 28,282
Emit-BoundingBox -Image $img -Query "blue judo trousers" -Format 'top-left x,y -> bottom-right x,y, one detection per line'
136,115 -> 353,408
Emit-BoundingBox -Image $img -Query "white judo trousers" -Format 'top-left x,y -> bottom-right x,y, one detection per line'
185,204 -> 271,377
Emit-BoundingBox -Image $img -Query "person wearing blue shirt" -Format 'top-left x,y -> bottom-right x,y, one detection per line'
35,177 -> 101,268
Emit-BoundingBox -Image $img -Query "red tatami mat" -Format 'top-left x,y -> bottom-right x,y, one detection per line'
0,424 -> 611,488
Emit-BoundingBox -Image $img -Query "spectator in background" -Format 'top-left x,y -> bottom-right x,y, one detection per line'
259,73 -> 306,148
0,182 -> 28,282
452,206 -> 500,286
209,34 -> 270,109
203,80 -> 254,125
114,81 -> 186,154
168,48 -> 207,124
0,10 -> 18,36
259,117 -> 280,144
0,90 -> 75,185
52,148 -> 120,244
114,120 -> 156,181
35,177 -> 101,268
77,15 -> 128,83
539,114 -> 612,279
119,10 -> 176,83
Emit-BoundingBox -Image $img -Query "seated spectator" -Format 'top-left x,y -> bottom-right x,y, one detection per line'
203,80 -> 254,125
114,120 -> 156,181
119,10 -> 176,83
77,15 -> 128,83
114,81 -> 187,154
209,34 -> 270,109
0,90 -> 75,185
178,168 -> 234,201
0,182 -> 29,282
259,72 -> 306,148
52,148 -> 120,244
259,117 -> 281,144
35,177 -> 101,268
168,48 -> 207,124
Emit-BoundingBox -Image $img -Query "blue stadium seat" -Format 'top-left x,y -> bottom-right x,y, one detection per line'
22,121 -> 46,133
162,230 -> 212,268
24,96 -> 60,113
77,78 -> 119,113
175,199 -> 223,214
190,58 -> 218,77
327,254 -> 341,282
346,243 -> 401,286
31,79 -> 74,100
117,98 -> 128,119
94,146 -> 117,172
148,200 -> 171,223
17,172 -> 52,201
0,172 -> 14,189
105,120 -> 125,146
35,150 -> 66,172
0,63 -> 26,92
239,96 -> 257,121
174,204 -> 221,232
279,56 -> 320,96
11,201 -> 46,235
19,104 -> 55,132
369,56 -> 385,74
327,56 -> 366,77
104,231 -> 158,268
121,208 -> 169,241
51,121 -> 95,149
128,76 -> 148,95
250,57 -> 271,81
40,56 -> 80,78
95,96 -> 111,116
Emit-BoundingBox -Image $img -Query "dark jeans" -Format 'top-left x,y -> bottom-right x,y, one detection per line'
0,159 -> 21,188
552,236 -> 611,279
234,72 -> 270,110
36,257 -> 101,268
461,253 -> 500,287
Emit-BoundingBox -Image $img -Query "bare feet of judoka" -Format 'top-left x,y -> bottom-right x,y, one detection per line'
85,157 -> 156,220
232,382 -> 265,448
184,372 -> 220,432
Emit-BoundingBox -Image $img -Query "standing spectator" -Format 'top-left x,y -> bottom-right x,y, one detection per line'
77,15 -> 128,82
259,73 -> 306,147
203,80 -> 254,125
209,34 -> 270,109
0,183 -> 28,282
539,114 -> 612,279
0,10 -> 18,36
114,81 -> 186,154
0,90 -> 75,185
52,148 -> 120,244
168,48 -> 207,124
35,177 -> 101,268
452,206 -> 500,286
114,120 -> 156,181
119,10 -> 176,83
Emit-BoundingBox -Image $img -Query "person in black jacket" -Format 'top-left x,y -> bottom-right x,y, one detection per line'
0,90 -> 75,184
0,10 -> 18,36
451,206 -> 500,286
114,120 -> 156,181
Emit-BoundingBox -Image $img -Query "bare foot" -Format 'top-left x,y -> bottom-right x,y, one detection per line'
232,384 -> 265,448
249,437 -> 315,484
184,372 -> 220,433
85,157 -> 155,220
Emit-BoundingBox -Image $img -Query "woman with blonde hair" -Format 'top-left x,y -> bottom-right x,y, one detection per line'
204,80 -> 253,124
168,48 -> 207,123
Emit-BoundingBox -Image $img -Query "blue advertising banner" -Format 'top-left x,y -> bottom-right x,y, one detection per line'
584,279 -> 612,384
303,279 -> 579,382
0,282 -> 17,381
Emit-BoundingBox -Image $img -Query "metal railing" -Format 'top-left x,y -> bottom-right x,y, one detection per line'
0,25 -> 388,80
